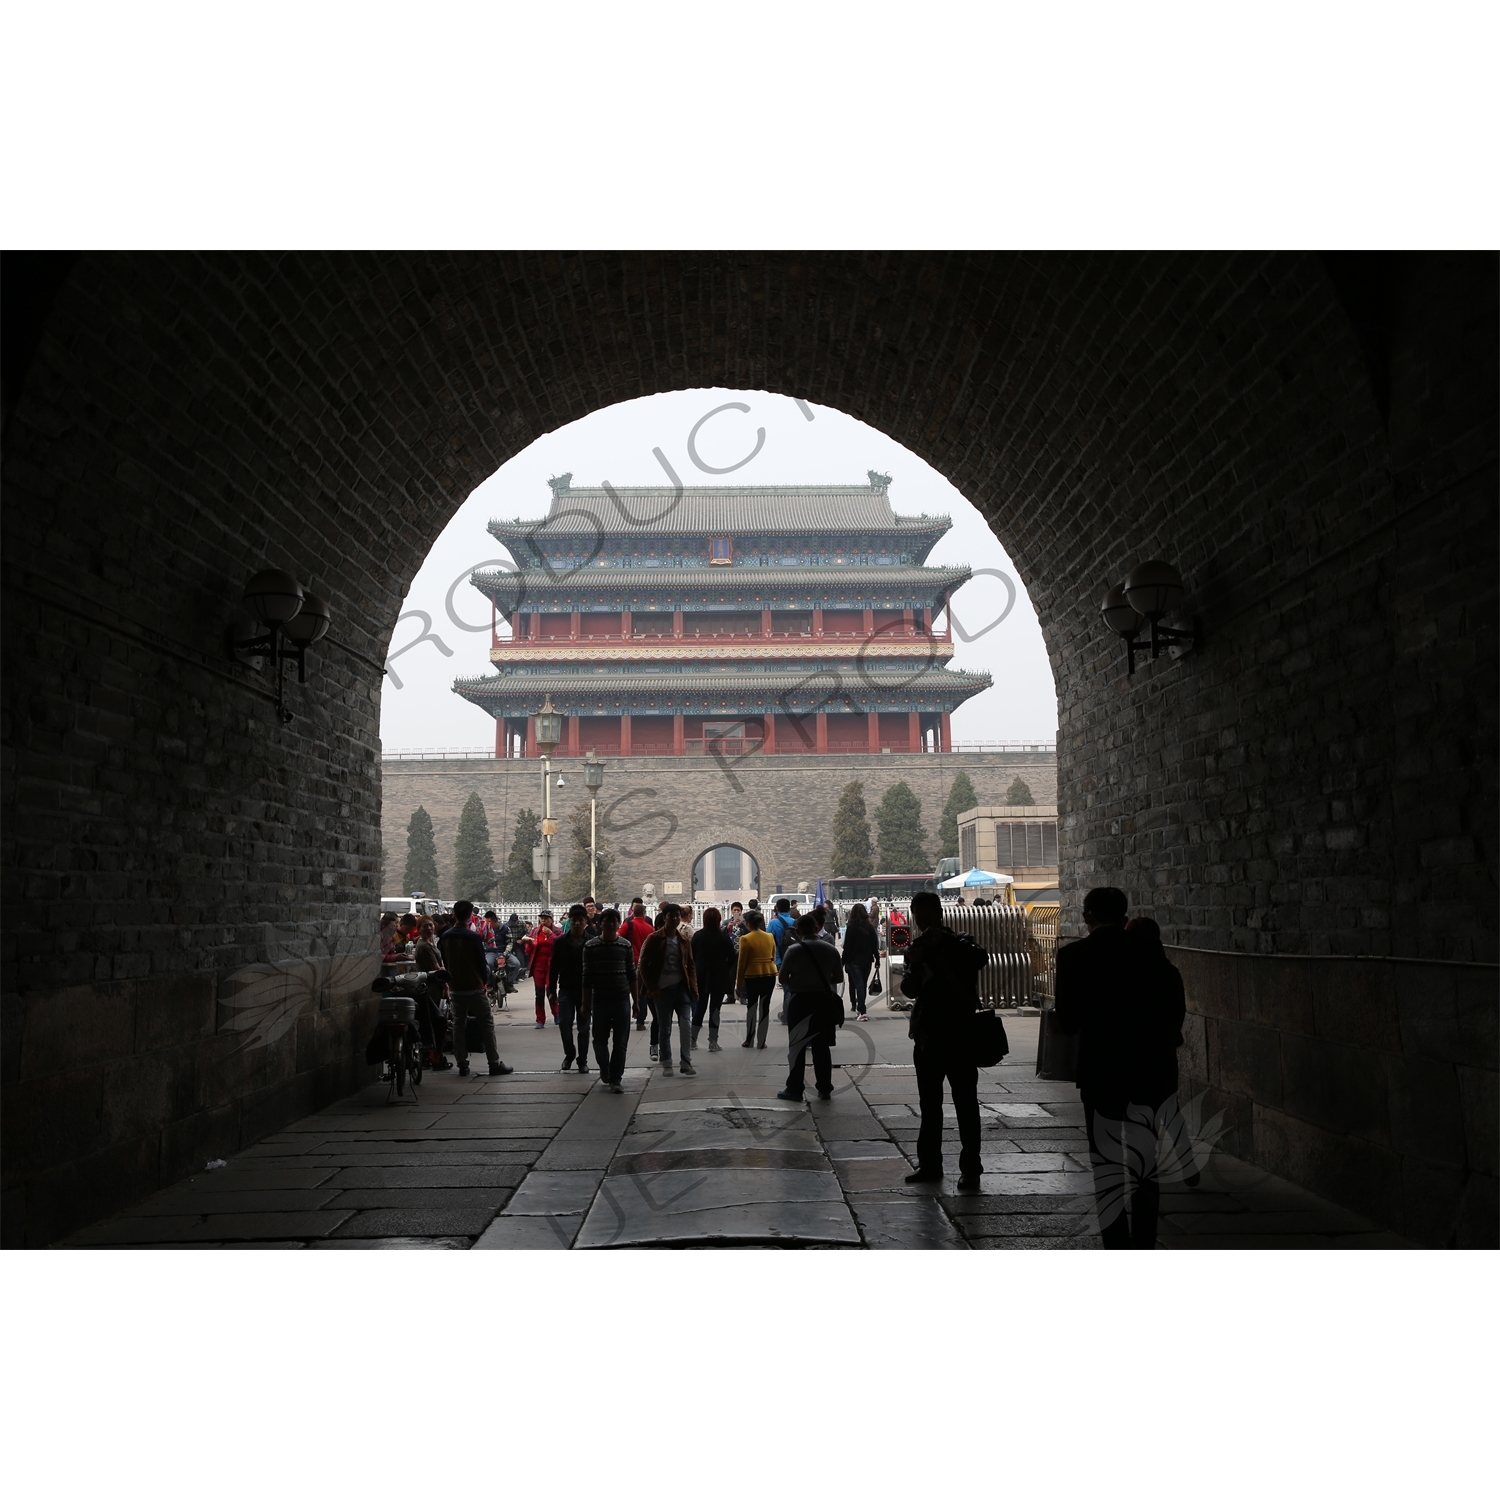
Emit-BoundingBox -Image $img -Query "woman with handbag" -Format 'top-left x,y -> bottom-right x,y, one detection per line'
775,913 -> 846,1101
840,902 -> 879,1022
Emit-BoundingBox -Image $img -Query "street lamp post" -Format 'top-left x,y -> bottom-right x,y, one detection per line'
534,696 -> 563,910
584,751 -> 606,901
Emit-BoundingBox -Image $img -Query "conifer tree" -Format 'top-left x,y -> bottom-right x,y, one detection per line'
1005,777 -> 1036,806
499,808 -> 543,904
937,770 -> 978,860
402,805 -> 440,897
452,792 -> 498,901
876,781 -> 928,873
831,780 -> 874,878
561,802 -> 614,903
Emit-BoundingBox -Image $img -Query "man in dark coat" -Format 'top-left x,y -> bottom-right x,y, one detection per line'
899,891 -> 988,1189
1055,888 -> 1187,1249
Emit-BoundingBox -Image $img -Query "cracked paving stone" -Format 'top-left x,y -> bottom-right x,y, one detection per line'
501,1170 -> 605,1216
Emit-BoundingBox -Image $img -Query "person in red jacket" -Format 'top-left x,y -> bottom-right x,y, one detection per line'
526,912 -> 559,1028
618,898 -> 656,1032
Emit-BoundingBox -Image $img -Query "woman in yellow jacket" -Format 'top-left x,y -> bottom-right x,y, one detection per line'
735,909 -> 780,1049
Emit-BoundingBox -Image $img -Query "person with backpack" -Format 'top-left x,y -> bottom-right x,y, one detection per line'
768,897 -> 797,1024
775,913 -> 847,1101
898,890 -> 987,1189
553,903 -> 592,1074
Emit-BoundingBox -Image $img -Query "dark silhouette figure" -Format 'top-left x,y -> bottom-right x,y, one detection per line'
1055,891 -> 1190,1249
899,890 -> 988,1189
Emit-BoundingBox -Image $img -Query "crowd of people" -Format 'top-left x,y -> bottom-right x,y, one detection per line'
378,883 -> 1190,1247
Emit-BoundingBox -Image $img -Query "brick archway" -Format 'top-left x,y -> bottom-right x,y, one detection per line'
4,252 -> 1494,1246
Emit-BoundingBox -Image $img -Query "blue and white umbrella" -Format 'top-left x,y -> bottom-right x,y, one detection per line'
938,867 -> 1014,890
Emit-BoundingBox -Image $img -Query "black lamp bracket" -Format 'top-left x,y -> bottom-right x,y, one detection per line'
1124,615 -> 1199,675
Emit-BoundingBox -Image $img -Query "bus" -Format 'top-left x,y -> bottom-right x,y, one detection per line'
826,874 -> 940,902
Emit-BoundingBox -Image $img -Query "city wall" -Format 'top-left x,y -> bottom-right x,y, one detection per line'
380,749 -> 1057,900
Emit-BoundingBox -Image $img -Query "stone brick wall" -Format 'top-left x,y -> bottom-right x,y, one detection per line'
380,750 -> 1057,901
3,251 -> 1493,1245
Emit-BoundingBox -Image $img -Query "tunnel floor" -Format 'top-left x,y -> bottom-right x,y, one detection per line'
64,1008 -> 1412,1249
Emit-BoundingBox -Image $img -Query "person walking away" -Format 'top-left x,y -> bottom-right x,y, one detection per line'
639,903 -> 699,1076
553,903 -> 591,1074
437,901 -> 514,1078
410,917 -> 454,1070
526,912 -> 558,1029
841,902 -> 879,1022
822,902 -> 841,941
898,891 -> 987,1189
735,910 -> 779,1048
768,897 -> 797,1024
1055,893 -> 1188,1249
690,906 -> 736,1051
619,898 -> 655,1033
584,908 -> 637,1093
775,914 -> 846,1101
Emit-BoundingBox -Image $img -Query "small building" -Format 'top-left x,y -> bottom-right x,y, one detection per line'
956,804 -> 1060,909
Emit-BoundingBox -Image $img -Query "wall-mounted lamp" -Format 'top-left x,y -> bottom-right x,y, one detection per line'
228,568 -> 332,722
1101,560 -> 1198,675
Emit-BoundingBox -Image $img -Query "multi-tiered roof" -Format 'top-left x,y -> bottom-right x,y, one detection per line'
455,473 -> 989,757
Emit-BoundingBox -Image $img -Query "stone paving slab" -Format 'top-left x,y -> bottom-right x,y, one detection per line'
325,1165 -> 528,1190
613,1148 -> 830,1174
501,1170 -> 605,1216
331,1204 -> 504,1237
853,1199 -> 969,1249
179,1167 -> 339,1190
68,1212 -> 356,1245
133,1189 -> 341,1215
327,1188 -> 515,1212
473,1215 -> 582,1249
309,1237 -> 472,1250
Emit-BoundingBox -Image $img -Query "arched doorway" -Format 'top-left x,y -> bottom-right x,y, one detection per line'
692,845 -> 760,905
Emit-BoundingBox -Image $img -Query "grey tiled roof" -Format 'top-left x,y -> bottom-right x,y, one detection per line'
470,563 -> 971,604
488,484 -> 950,538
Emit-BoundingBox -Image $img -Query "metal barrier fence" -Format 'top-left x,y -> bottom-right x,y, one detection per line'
1027,904 -> 1061,1005
942,901 -> 1035,1008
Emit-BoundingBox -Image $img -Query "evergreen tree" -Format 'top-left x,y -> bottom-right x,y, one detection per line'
876,781 -> 928,873
451,792 -> 497,900
937,770 -> 978,860
560,801 -> 614,903
1005,777 -> 1036,806
831,780 -> 874,877
402,805 -> 440,897
499,808 -> 543,904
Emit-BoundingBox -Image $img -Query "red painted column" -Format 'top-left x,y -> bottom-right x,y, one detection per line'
816,713 -> 828,754
570,610 -> 581,640
673,610 -> 684,639
763,712 -> 776,754
908,712 -> 921,753
495,717 -> 505,758
526,716 -> 537,757
863,608 -> 874,636
940,713 -> 952,752
673,714 -> 685,755
528,612 -> 540,641
622,609 -> 631,639
922,606 -> 932,636
868,712 -> 881,753
567,716 -> 580,757
620,715 -> 632,757
903,607 -> 914,636
761,608 -> 772,638
813,607 -> 824,638
491,602 -> 498,649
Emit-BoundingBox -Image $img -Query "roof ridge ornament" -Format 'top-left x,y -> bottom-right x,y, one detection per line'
547,473 -> 572,497
868,470 -> 893,489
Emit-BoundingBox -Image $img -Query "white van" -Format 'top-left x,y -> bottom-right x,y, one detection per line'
380,895 -> 443,918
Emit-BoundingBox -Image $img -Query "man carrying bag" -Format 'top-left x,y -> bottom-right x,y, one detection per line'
898,891 -> 996,1190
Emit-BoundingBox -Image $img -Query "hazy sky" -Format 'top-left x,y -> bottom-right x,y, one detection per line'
380,389 -> 1058,751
